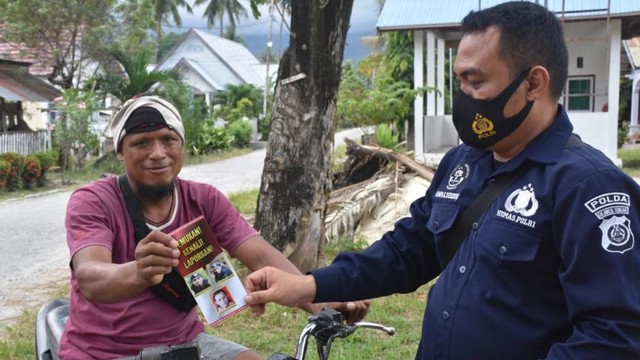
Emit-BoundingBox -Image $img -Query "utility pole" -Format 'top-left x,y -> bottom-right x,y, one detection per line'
262,0 -> 274,130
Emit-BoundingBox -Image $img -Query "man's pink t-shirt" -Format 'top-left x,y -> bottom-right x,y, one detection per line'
59,176 -> 258,360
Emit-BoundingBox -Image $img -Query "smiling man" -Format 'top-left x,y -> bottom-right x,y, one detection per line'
58,95 -> 368,360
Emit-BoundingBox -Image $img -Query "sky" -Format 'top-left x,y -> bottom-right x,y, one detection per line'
168,0 -> 381,62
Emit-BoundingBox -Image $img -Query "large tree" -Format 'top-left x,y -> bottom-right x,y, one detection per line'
253,0 -> 355,272
0,0 -> 116,89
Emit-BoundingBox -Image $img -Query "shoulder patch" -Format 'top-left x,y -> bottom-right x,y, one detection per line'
584,193 -> 634,254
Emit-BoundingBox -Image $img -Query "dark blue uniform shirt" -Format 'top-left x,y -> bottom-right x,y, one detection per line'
311,106 -> 640,359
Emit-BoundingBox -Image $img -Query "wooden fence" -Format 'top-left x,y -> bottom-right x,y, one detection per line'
0,130 -> 51,156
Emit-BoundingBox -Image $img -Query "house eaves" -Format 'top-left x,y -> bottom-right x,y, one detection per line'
0,60 -> 61,102
174,58 -> 225,91
623,37 -> 640,70
377,0 -> 640,32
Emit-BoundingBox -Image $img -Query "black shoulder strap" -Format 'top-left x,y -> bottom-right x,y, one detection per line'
118,174 -> 150,242
440,161 -> 535,266
440,134 -> 583,266
117,174 -> 196,312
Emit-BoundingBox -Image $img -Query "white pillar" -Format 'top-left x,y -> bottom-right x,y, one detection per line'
630,72 -> 640,137
437,37 -> 445,116
414,30 -> 425,155
426,32 -> 436,117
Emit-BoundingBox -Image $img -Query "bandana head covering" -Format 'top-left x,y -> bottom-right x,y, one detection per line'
110,95 -> 185,152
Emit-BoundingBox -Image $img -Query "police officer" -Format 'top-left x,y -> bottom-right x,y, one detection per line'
243,2 -> 640,359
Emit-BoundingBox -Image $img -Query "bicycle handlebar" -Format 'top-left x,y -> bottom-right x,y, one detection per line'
287,307 -> 396,360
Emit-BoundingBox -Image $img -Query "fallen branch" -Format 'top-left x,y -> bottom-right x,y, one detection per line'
342,138 -> 434,181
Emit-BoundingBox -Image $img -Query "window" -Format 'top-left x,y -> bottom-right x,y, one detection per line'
566,77 -> 593,111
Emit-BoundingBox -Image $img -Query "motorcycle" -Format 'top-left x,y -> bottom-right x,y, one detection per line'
35,299 -> 394,360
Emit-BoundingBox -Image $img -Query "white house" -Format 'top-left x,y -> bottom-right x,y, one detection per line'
377,0 -> 640,166
155,28 -> 278,108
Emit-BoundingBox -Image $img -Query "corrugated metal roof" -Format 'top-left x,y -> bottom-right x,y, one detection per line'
0,62 -> 61,102
155,28 -> 267,89
377,0 -> 640,31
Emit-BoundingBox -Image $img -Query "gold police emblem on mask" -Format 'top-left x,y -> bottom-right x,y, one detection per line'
472,113 -> 497,139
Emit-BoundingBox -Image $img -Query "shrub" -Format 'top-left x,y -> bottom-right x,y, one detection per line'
0,152 -> 24,191
191,123 -> 233,155
22,156 -> 41,189
33,151 -> 57,187
227,120 -> 253,148
92,152 -> 124,175
374,123 -> 400,149
0,159 -> 10,189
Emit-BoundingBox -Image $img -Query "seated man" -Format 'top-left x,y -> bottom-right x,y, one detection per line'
58,95 -> 368,360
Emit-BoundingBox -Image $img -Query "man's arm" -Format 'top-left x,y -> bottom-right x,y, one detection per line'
73,230 -> 179,302
233,235 -> 367,320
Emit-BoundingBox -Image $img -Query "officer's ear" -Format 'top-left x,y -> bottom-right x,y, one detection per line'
525,66 -> 550,101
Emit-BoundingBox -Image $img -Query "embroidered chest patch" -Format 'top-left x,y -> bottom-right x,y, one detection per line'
495,183 -> 538,228
436,163 -> 470,201
584,192 -> 635,254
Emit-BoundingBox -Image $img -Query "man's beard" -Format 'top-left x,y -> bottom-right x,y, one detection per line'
136,181 -> 175,202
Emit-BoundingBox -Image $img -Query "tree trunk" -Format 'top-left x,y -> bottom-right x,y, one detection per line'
255,0 -> 354,273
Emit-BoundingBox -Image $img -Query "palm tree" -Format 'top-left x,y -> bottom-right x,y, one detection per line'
91,47 -> 179,102
153,0 -> 193,40
193,0 -> 248,37
223,24 -> 246,45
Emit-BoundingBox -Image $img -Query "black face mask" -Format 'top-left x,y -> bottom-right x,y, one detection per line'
452,68 -> 533,149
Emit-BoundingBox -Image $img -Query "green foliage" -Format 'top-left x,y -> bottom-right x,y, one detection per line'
383,31 -> 414,84
92,152 -> 125,175
191,123 -> 234,155
619,148 -> 640,168
21,156 -> 41,190
193,0 -> 248,35
0,0 -> 116,89
227,120 -> 254,148
33,151 -> 57,187
0,159 -> 10,189
0,308 -> 36,360
0,153 -> 24,191
153,0 -> 193,38
374,123 -> 400,150
325,236 -> 370,258
618,121 -> 630,148
53,89 -> 100,181
212,84 -> 264,119
228,188 -> 260,214
337,62 -> 432,133
88,47 -> 179,102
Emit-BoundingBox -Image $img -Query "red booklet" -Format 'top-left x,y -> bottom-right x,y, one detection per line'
170,215 -> 247,326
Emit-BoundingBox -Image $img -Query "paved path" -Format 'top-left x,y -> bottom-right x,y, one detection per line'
179,128 -> 365,194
